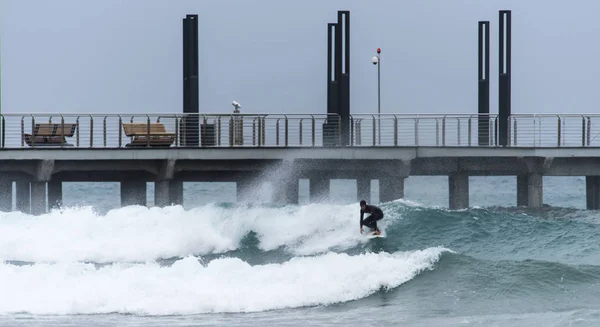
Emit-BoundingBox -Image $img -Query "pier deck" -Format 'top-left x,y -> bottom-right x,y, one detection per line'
3,112 -> 600,214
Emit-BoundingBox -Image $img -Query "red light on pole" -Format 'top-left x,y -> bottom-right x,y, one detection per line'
377,48 -> 381,54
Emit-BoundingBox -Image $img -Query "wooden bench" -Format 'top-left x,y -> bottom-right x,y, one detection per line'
122,123 -> 176,147
23,123 -> 77,147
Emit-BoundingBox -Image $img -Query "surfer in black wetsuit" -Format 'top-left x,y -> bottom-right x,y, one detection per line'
359,200 -> 384,235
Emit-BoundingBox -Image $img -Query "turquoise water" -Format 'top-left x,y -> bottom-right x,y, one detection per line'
1,176 -> 599,326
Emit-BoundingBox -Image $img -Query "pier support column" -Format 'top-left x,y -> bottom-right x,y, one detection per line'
15,181 -> 30,213
0,179 -> 12,212
449,173 -> 469,210
517,174 -> 528,207
379,175 -> 404,203
309,176 -> 330,203
169,180 -> 184,206
47,181 -> 62,210
517,173 -> 543,208
154,180 -> 171,207
357,177 -> 371,203
272,161 -> 299,205
237,178 -> 255,202
30,181 -> 47,215
120,181 -> 147,207
586,176 -> 600,210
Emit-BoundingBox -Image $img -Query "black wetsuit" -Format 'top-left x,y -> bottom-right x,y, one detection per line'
360,204 -> 384,231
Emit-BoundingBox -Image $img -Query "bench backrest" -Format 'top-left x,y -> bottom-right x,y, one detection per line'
33,123 -> 77,137
122,123 -> 168,136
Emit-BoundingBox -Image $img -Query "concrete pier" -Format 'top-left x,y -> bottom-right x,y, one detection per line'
586,176 -> 600,210
30,181 -> 46,215
15,181 -> 30,213
0,179 -> 11,212
517,173 -> 543,208
120,181 -> 147,206
449,173 -> 469,210
309,176 -> 330,203
357,178 -> 371,203
169,180 -> 184,206
154,180 -> 170,207
48,181 -> 62,210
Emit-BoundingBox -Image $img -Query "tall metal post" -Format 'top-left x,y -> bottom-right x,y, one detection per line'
377,48 -> 381,145
182,14 -> 199,147
478,21 -> 490,146
498,10 -> 512,146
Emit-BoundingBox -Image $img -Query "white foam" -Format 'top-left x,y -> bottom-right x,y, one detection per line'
0,203 -> 402,263
0,247 -> 448,315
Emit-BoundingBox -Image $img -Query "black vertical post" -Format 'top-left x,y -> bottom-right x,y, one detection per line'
478,21 -> 490,146
182,14 -> 199,146
498,10 -> 511,146
337,11 -> 350,146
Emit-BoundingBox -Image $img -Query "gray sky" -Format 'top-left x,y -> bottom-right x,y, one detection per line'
1,0 -> 600,116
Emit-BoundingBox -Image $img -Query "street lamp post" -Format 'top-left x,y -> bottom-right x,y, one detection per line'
371,48 -> 381,145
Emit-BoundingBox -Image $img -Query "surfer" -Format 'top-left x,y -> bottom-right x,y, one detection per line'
359,200 -> 384,235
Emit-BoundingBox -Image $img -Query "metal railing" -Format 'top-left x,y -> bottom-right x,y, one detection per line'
2,112 -> 600,149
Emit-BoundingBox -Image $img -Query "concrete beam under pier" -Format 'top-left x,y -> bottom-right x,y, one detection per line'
586,176 -> 600,210
120,181 -> 147,207
449,173 -> 469,210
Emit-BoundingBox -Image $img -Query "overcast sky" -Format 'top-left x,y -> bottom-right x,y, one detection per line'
1,0 -> 600,116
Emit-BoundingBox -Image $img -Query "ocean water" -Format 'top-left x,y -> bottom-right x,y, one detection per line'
1,176 -> 600,327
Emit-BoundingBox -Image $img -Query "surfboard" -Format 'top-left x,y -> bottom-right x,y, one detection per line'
365,231 -> 385,239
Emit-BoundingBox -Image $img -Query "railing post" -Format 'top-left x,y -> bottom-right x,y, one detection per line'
468,117 -> 472,146
372,115 -> 376,146
395,116 -> 399,146
118,116 -> 122,147
587,117 -> 591,146
90,115 -> 94,147
311,115 -> 315,147
61,115 -> 65,147
512,118 -> 517,146
413,118 -> 418,146
21,117 -> 25,147
276,119 -> 280,146
350,116 -> 354,146
442,117 -> 446,146
146,115 -> 151,147
257,116 -> 261,147
457,118 -> 461,146
285,116 -> 289,147
31,115 -> 36,147
218,117 -> 222,146
299,119 -> 303,146
252,118 -> 256,146
557,116 -> 561,147
435,119 -> 439,146
103,117 -> 108,147
1,116 -> 5,148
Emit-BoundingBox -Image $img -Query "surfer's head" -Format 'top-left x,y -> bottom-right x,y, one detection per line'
360,200 -> 366,209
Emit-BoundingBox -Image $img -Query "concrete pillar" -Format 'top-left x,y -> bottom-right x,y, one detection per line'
309,177 -> 330,203
379,175 -> 404,203
154,180 -> 170,207
169,180 -> 184,206
525,173 -> 543,209
120,181 -> 147,207
586,176 -> 600,210
449,173 -> 469,209
273,179 -> 299,205
15,181 -> 30,213
357,177 -> 371,203
517,174 -> 528,207
0,179 -> 12,212
47,181 -> 62,210
30,181 -> 47,215
237,178 -> 255,202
